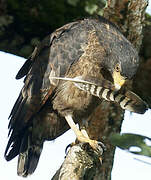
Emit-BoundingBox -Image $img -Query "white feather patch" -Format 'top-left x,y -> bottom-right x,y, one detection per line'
102,89 -> 110,100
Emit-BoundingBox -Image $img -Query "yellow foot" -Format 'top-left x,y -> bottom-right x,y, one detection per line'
88,139 -> 106,153
77,129 -> 106,154
65,115 -> 106,158
65,138 -> 106,158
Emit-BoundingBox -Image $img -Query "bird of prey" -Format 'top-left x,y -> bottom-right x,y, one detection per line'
4,17 -> 147,177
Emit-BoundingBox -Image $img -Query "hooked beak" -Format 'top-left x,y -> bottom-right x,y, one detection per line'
113,71 -> 126,90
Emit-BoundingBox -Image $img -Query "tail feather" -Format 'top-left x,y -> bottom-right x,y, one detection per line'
5,127 -> 43,177
17,144 -> 43,177
16,130 -> 43,177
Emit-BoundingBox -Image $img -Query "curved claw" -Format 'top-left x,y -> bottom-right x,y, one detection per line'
97,141 -> 106,151
65,142 -> 75,155
88,140 -> 106,157
65,143 -> 72,155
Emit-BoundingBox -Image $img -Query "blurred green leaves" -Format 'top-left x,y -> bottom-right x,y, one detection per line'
85,2 -> 98,15
67,0 -> 106,15
110,133 -> 151,157
1,0 -> 107,57
67,0 -> 80,6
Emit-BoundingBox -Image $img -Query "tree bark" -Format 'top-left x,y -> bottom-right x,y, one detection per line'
103,0 -> 148,50
52,144 -> 102,180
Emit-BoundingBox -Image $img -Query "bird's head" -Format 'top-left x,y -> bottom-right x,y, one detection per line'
103,41 -> 139,90
112,63 -> 127,90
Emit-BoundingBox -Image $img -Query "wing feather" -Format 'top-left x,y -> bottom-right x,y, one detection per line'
5,19 -> 88,160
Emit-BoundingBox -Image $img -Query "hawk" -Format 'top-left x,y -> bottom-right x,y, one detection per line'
4,17 -> 147,177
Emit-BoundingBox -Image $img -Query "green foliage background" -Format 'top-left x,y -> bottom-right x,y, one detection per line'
0,0 -> 105,57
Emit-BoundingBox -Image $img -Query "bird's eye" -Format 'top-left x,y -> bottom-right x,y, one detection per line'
115,64 -> 121,72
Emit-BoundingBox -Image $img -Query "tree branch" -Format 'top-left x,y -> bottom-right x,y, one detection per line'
52,144 -> 103,180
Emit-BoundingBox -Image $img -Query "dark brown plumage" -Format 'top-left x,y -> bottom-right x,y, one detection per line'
5,17 -> 145,177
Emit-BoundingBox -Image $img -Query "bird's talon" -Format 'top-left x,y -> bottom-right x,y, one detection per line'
98,141 -> 106,151
89,140 -> 106,156
65,142 -> 75,154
